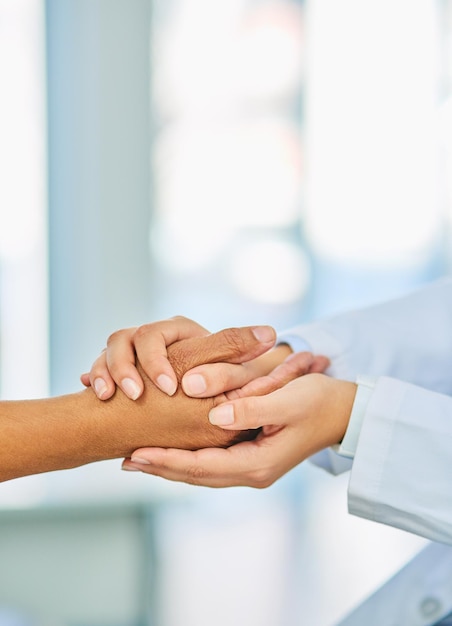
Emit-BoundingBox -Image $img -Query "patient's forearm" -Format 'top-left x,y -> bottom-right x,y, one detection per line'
0,386 -> 229,482
0,391 -> 120,481
0,337 -> 253,482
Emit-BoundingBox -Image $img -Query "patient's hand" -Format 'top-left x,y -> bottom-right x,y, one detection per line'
108,330 -> 263,457
104,374 -> 252,459
82,318 -> 278,399
0,327 -> 270,482
104,328 -> 329,458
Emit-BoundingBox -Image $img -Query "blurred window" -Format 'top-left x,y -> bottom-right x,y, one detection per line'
0,0 -> 48,399
149,0 -> 309,330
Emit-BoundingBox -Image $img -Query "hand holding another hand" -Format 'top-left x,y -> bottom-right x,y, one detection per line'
82,314 -> 349,490
123,372 -> 356,488
81,317 -> 279,400
82,315 -> 330,402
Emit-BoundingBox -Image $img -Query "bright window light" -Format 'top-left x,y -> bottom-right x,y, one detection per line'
304,0 -> 442,267
152,116 -> 303,273
236,2 -> 304,101
439,95 -> 452,225
0,0 -> 48,399
150,0 -> 307,314
226,238 -> 310,304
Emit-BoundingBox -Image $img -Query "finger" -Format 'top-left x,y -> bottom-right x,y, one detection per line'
80,373 -> 91,387
182,342 -> 292,399
181,333 -> 286,398
132,316 -> 209,395
181,362 -> 255,398
169,326 -> 276,386
121,440 -> 271,488
309,355 -> 331,374
208,379 -> 305,430
122,424 -> 303,488
235,351 -> 315,398
104,328 -> 144,400
87,351 -> 117,400
123,448 -> 244,487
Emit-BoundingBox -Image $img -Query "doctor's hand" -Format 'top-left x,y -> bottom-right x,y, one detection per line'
81,317 -> 278,400
122,374 -> 356,488
82,315 -> 330,402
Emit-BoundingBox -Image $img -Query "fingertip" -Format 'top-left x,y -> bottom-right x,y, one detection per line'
80,373 -> 90,387
93,377 -> 111,400
251,325 -> 276,344
121,377 -> 142,401
121,461 -> 141,472
181,373 -> 207,397
208,404 -> 235,427
130,454 -> 152,465
285,350 -> 313,364
131,448 -> 167,465
310,355 -> 331,373
156,373 -> 178,396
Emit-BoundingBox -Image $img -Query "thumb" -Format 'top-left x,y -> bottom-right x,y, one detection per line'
168,325 -> 276,379
208,392 -> 283,431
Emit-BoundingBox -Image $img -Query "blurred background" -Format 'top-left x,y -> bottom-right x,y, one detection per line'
0,0 -> 450,624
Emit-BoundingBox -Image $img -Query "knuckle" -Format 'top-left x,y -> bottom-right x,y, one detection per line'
248,468 -> 275,489
90,354 -> 105,371
221,327 -> 249,356
106,364 -> 126,382
184,464 -> 210,485
106,329 -> 123,346
285,362 -> 305,379
212,366 -> 236,392
133,323 -> 153,341
284,354 -> 306,373
170,315 -> 189,323
235,397 -> 260,428
106,327 -> 136,347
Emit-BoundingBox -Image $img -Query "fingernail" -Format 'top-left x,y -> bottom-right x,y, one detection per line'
209,404 -> 235,426
157,373 -> 177,396
122,465 -> 141,472
130,456 -> 152,465
183,373 -> 207,396
252,326 -> 275,343
121,378 -> 141,400
93,378 -> 108,399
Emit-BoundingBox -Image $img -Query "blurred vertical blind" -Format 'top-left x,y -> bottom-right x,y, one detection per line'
46,0 -> 153,395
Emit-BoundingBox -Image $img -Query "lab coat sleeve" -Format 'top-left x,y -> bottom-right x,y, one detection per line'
279,277 -> 452,543
279,277 -> 452,395
348,376 -> 452,545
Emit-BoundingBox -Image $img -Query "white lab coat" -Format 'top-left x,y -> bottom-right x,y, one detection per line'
279,276 -> 452,626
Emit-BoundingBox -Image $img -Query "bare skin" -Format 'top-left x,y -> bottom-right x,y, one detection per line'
124,374 -> 357,488
86,316 -> 354,489
82,317 -> 330,400
0,326 -> 278,483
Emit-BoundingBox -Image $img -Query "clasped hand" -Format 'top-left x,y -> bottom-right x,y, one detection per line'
81,317 -> 356,488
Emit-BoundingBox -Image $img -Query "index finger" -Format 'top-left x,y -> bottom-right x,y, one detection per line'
122,441 -> 263,488
166,326 -> 277,381
233,351 -> 315,398
133,316 -> 209,395
122,424 -> 299,488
